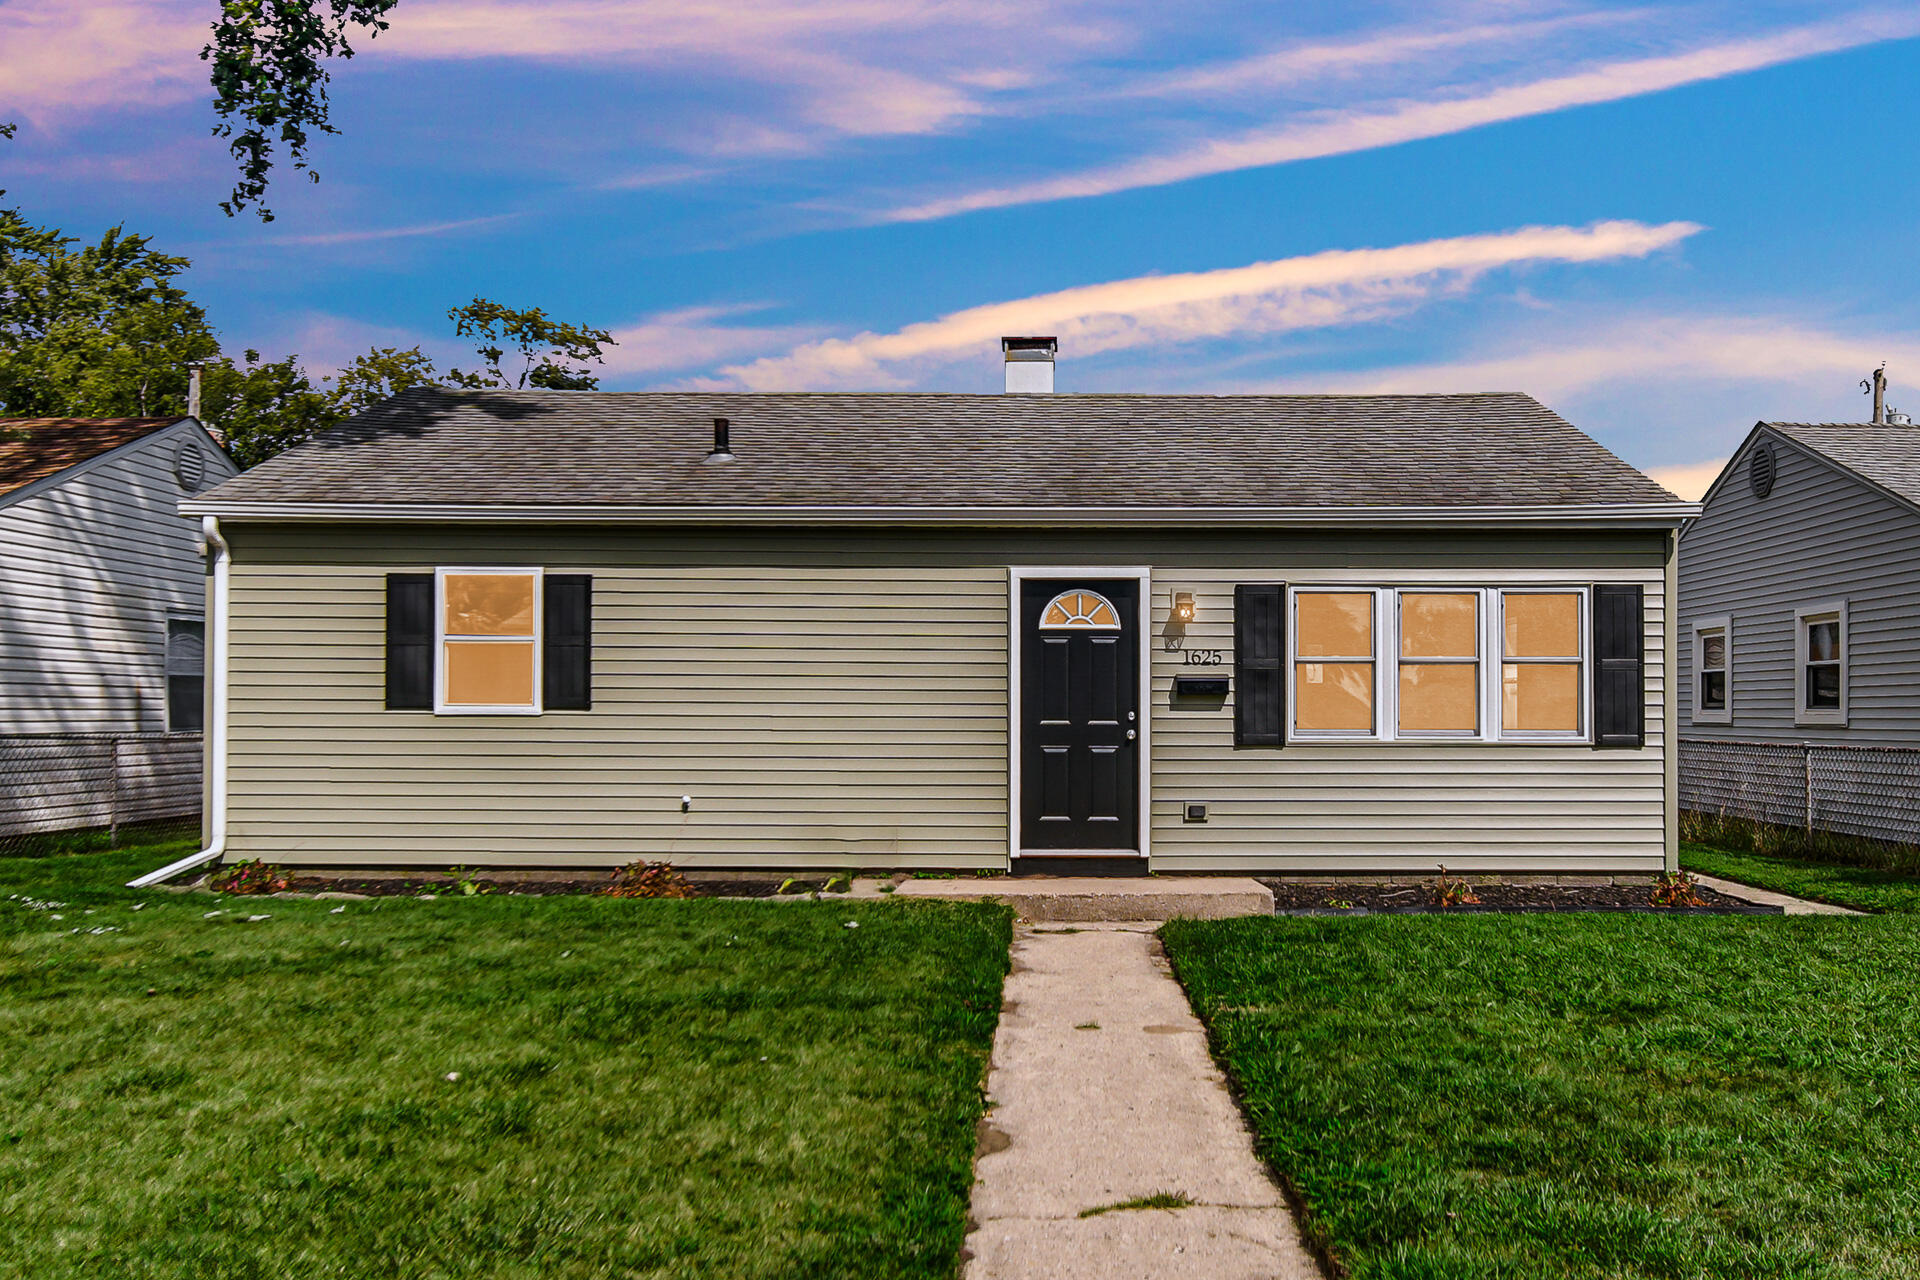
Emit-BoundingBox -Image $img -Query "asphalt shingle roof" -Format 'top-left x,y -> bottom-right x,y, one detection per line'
196,389 -> 1680,512
0,417 -> 185,499
1767,423 -> 1920,509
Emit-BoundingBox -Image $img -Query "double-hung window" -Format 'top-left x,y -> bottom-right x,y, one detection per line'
1693,617 -> 1731,724
165,617 -> 205,732
436,569 -> 542,715
1795,601 -> 1846,726
1287,586 -> 1589,743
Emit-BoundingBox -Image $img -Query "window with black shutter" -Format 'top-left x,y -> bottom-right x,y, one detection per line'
165,618 -> 205,732
1234,583 -> 1286,746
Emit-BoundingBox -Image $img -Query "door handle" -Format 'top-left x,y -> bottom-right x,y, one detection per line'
1126,729 -> 1137,741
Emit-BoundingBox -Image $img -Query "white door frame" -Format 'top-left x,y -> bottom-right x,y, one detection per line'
1007,566 -> 1153,861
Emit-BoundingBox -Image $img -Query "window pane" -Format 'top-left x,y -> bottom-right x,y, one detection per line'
1400,663 -> 1478,732
167,675 -> 204,732
1807,663 -> 1841,708
1401,593 -> 1478,659
1503,593 -> 1580,658
1701,633 -> 1726,669
1502,662 -> 1580,732
1806,620 -> 1839,662
1296,593 -> 1373,658
1700,670 -> 1726,710
1295,661 -> 1373,732
446,574 -> 536,636
445,641 -> 536,706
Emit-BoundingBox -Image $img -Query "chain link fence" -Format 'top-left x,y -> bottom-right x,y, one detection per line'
0,733 -> 202,854
1680,736 -> 1920,847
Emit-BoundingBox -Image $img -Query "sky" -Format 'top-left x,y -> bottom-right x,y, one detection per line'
5,1 -> 1920,498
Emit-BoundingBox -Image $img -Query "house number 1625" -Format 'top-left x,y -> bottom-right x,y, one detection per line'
1182,649 -> 1223,666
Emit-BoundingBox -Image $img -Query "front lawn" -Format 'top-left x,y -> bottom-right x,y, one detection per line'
0,846 -> 1011,1279
1681,843 -> 1920,914
1162,913 -> 1919,1279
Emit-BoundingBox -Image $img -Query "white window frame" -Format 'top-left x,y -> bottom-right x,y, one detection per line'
434,567 -> 544,716
164,613 -> 207,734
1794,600 -> 1847,727
1285,585 -> 1591,745
1494,587 -> 1590,744
1693,615 -> 1732,725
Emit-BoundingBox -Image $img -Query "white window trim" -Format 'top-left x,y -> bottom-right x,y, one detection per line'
1794,600 -> 1847,727
1692,615 -> 1732,725
434,567 -> 544,716
1285,585 -> 1591,745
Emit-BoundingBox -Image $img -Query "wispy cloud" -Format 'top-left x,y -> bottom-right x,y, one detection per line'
271,213 -> 522,246
0,0 -> 206,125
1646,458 -> 1727,501
597,304 -> 820,380
890,10 -> 1920,222
708,220 -> 1703,390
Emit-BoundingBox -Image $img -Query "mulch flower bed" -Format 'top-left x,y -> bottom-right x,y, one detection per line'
1260,879 -> 1781,915
275,875 -> 839,899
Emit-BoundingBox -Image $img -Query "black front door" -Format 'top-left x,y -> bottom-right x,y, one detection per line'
1020,579 -> 1140,852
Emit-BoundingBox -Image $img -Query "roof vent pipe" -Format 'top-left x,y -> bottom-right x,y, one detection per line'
705,416 -> 734,462
1002,336 -> 1057,394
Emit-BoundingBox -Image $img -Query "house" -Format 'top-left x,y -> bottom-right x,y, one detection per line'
1677,411 -> 1920,844
153,346 -> 1694,881
0,416 -> 238,842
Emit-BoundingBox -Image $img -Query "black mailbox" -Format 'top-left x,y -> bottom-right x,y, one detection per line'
1173,675 -> 1229,697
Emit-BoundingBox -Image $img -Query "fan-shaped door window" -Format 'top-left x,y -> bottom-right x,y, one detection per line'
1040,589 -> 1121,630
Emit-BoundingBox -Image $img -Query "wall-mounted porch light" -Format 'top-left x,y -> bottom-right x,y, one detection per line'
1171,591 -> 1196,623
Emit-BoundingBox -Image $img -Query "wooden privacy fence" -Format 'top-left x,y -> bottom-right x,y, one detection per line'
1680,737 -> 1920,846
0,733 -> 202,851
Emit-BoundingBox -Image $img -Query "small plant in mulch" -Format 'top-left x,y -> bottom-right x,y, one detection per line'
1649,870 -> 1707,909
207,860 -> 292,895
1431,867 -> 1481,908
599,861 -> 697,899
442,865 -> 492,897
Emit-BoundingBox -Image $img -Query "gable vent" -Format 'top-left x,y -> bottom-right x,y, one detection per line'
174,442 -> 207,493
1748,440 -> 1777,500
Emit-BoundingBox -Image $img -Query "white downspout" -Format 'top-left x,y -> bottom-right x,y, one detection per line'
129,516 -> 230,888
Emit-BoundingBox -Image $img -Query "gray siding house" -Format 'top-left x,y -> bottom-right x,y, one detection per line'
167,375 -> 1693,878
1679,421 -> 1920,841
1,417 -> 237,839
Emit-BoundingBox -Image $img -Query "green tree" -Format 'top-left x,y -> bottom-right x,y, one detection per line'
447,298 -> 615,390
201,349 -> 336,467
326,344 -> 440,416
206,0 -> 400,220
0,215 -> 220,416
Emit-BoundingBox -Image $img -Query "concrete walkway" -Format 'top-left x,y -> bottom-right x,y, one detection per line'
962,924 -> 1322,1280
1692,873 -> 1863,916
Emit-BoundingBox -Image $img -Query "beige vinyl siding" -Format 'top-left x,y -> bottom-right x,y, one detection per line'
1145,566 -> 1670,873
221,524 -> 1670,872
225,562 -> 1009,868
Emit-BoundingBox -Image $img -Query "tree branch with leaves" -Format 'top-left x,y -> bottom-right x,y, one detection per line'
204,0 -> 399,220
446,299 -> 616,390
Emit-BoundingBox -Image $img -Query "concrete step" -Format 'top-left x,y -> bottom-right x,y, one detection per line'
892,875 -> 1273,922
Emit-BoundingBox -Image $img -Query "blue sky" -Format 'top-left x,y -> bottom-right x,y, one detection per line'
6,0 -> 1920,495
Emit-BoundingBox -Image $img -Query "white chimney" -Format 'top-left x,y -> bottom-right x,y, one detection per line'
1002,336 -> 1057,393
187,363 -> 203,421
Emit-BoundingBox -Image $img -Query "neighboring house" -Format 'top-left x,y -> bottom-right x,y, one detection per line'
176,353 -> 1694,877
1678,419 -> 1920,842
0,417 -> 238,839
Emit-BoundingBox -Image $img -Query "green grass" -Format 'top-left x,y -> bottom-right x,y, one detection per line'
1077,1192 -> 1193,1218
0,845 -> 1012,1279
1682,843 -> 1920,914
1161,913 -> 1920,1279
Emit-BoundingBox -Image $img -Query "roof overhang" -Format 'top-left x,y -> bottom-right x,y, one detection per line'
180,500 -> 1698,528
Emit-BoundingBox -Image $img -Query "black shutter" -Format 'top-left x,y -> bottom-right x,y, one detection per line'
1234,583 -> 1286,746
385,574 -> 433,710
543,575 -> 592,711
1592,584 -> 1644,749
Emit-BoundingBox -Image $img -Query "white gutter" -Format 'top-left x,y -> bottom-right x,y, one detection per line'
129,516 -> 231,889
177,500 -> 1700,528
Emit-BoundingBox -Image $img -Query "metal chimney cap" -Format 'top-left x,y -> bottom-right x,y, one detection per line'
1001,336 -> 1058,361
